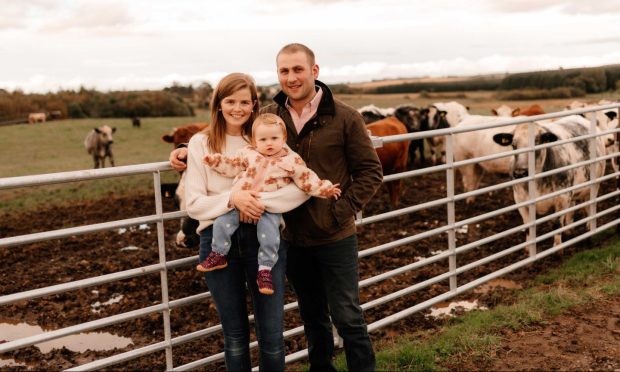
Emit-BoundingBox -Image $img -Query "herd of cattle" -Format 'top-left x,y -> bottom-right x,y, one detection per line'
81,98 -> 620,251
359,99 -> 618,248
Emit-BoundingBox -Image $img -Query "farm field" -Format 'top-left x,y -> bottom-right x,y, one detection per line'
1,92 -> 620,369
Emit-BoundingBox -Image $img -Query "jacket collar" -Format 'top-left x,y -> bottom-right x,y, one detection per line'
273,80 -> 335,116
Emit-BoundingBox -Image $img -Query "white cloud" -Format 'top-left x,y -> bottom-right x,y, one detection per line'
486,0 -> 620,14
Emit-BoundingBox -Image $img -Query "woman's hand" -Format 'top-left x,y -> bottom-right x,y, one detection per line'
231,190 -> 264,223
169,148 -> 188,172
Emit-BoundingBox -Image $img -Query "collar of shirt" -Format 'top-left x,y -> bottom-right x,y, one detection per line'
285,86 -> 323,134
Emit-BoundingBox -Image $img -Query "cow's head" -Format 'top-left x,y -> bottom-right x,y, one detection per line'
492,105 -> 520,117
493,124 -> 558,179
162,123 -> 209,148
427,106 -> 449,130
393,105 -> 423,132
95,125 -> 116,145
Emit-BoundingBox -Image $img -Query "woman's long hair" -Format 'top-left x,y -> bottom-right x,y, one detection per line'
205,73 -> 259,153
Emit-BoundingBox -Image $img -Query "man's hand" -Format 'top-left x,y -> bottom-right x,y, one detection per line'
231,190 -> 264,223
170,148 -> 188,172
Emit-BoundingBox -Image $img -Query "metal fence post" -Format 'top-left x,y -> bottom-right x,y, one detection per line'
153,170 -> 174,370
527,121 -> 537,256
589,114 -> 598,233
445,134 -> 457,290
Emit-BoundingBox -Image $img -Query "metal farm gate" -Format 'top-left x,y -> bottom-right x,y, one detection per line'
1,104 -> 619,370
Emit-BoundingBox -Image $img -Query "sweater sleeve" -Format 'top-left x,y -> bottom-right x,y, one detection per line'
203,149 -> 247,178
184,135 -> 234,224
261,183 -> 310,214
289,153 -> 336,198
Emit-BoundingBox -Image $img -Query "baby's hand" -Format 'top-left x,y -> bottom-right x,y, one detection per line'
329,184 -> 341,199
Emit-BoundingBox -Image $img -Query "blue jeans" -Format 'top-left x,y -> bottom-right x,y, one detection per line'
212,209 -> 281,268
286,235 -> 376,372
199,224 -> 287,371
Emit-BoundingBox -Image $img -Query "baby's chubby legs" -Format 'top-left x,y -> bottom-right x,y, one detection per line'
212,209 -> 241,256
256,212 -> 281,269
196,209 -> 239,272
256,212 -> 281,295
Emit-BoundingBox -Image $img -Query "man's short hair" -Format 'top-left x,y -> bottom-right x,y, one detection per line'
277,43 -> 316,66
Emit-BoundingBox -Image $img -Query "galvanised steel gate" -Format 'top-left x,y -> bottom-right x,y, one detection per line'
1,104 -> 619,370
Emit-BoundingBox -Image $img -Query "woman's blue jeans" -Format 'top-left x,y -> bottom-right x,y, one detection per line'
199,224 -> 287,371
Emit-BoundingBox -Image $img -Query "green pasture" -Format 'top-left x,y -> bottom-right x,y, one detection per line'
0,113 -> 209,212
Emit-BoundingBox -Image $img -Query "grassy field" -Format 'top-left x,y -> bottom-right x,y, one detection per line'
0,113 -> 210,211
1,91 -> 618,212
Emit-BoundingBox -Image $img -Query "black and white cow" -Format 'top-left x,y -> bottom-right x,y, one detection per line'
492,115 -> 606,250
424,101 -> 469,164
393,104 -> 425,167
358,104 -> 394,124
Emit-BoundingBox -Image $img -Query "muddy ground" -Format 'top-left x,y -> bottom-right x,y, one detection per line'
1,168 -> 619,371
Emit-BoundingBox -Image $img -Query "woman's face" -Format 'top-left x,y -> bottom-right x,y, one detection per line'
219,87 -> 254,135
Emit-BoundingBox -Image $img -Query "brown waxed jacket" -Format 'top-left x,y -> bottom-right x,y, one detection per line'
261,81 -> 383,246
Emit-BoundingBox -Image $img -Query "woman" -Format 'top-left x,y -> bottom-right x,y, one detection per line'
184,73 -> 308,371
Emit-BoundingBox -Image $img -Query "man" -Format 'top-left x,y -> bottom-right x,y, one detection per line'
170,43 -> 382,371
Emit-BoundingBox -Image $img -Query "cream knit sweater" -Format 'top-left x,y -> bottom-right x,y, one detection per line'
184,133 -> 310,234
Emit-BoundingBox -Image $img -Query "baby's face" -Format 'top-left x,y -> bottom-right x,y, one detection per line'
254,124 -> 285,156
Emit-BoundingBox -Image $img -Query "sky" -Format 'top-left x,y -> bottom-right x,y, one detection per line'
3,0 -> 620,93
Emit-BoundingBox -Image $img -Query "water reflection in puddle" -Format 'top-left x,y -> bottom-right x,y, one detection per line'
0,318 -> 133,354
426,300 -> 487,319
426,279 -> 522,319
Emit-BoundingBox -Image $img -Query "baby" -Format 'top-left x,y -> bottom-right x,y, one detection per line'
198,113 -> 341,295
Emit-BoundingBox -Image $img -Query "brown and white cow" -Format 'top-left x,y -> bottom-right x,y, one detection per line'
493,115 -> 606,251
367,117 -> 410,208
84,125 -> 116,168
161,123 -> 208,248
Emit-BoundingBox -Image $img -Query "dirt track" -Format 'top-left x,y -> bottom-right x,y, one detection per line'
1,169 -> 619,370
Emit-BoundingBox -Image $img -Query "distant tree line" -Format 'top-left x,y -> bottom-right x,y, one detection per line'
0,87 -> 197,122
0,81 -> 287,123
365,64 -> 620,99
372,77 -> 502,94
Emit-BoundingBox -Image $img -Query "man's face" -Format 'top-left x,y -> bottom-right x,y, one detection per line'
276,51 -> 319,105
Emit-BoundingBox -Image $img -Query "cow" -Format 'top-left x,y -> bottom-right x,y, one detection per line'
492,104 -> 545,117
367,117 -> 410,208
424,101 -> 469,164
564,100 -> 619,173
161,123 -> 209,147
84,125 -> 116,168
454,115 -> 516,204
358,104 -> 394,124
393,104 -> 425,167
492,115 -> 606,251
28,112 -> 46,124
161,123 -> 209,248
131,117 -> 141,128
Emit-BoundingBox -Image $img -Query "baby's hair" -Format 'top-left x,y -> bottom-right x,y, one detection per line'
251,113 -> 287,143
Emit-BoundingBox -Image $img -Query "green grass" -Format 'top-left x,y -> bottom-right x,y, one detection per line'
0,114 -> 209,212
326,236 -> 620,371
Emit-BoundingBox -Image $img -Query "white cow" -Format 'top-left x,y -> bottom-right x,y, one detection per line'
28,112 -> 46,124
84,125 -> 116,168
453,115 -> 517,204
425,101 -> 469,164
493,115 -> 606,250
